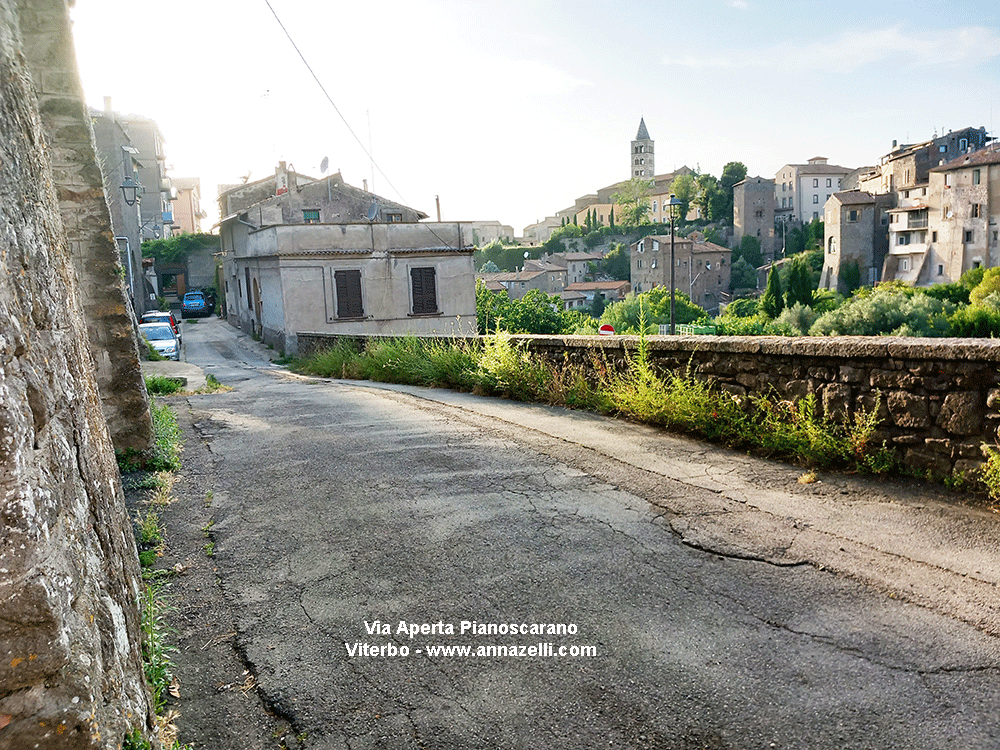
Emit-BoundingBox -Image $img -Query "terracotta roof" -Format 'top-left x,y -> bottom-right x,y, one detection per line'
477,270 -> 546,282
930,144 -> 1000,172
833,191 -> 875,205
565,281 -> 630,292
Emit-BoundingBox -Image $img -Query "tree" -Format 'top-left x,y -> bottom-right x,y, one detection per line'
612,177 -> 654,226
734,235 -> 763,269
729,257 -> 757,290
970,267 -> 1000,306
668,173 -> 697,224
609,206 -> 615,228
476,281 -> 572,335
590,292 -> 606,318
718,162 -> 748,225
479,260 -> 501,273
839,261 -> 861,295
695,174 -> 721,220
760,266 -> 785,318
599,243 -> 630,281
785,253 -> 815,308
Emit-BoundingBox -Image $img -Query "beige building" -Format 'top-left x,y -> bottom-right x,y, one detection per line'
476,268 -> 565,299
171,177 -> 206,234
219,163 -> 475,353
775,157 -> 853,224
630,234 -> 731,313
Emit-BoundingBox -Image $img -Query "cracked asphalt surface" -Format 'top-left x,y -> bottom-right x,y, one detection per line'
155,318 -> 1000,750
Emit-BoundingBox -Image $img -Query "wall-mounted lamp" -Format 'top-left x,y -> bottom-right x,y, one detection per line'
120,175 -> 141,206
119,145 -> 141,206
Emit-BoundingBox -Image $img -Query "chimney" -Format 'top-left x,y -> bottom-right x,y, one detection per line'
892,139 -> 897,149
363,179 -> 368,192
436,195 -> 441,222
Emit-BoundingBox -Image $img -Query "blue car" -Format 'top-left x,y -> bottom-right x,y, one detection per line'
181,291 -> 210,319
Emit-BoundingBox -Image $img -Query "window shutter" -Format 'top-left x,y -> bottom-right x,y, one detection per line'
335,270 -> 363,318
411,267 -> 438,315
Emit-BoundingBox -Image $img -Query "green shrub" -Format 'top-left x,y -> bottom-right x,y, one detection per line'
810,285 -> 954,336
949,305 -> 1000,337
980,446 -> 1000,502
721,297 -> 758,318
296,341 -> 363,378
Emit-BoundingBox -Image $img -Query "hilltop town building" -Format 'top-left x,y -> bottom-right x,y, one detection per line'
823,127 -> 994,291
733,176 -> 776,261
630,234 -> 730,314
632,118 -> 654,178
172,177 -> 207,234
775,157 -> 853,224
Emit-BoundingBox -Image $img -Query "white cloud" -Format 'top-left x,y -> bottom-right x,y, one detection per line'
661,25 -> 1000,72
728,0 -> 749,8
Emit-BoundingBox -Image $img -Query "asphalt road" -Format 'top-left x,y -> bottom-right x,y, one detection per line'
162,317 -> 1000,750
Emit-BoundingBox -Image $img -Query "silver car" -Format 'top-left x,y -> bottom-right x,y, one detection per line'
139,322 -> 180,361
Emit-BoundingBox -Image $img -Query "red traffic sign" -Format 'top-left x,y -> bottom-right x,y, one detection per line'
598,324 -> 615,336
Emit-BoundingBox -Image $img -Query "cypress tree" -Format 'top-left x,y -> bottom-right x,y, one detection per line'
609,207 -> 615,228
760,266 -> 785,318
785,255 -> 814,308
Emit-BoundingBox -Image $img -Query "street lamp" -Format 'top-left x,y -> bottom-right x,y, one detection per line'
118,145 -> 141,206
666,193 -> 684,334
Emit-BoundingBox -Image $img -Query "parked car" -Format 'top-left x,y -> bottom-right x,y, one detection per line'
140,310 -> 181,343
181,291 -> 210,318
139,322 -> 180,361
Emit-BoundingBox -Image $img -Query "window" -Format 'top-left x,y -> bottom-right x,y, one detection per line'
334,270 -> 364,318
652,200 -> 657,212
898,235 -> 910,245
932,231 -> 938,242
965,230 -> 974,243
848,209 -> 858,222
901,258 -> 910,272
938,265 -> 944,276
386,213 -> 403,222
813,178 -> 819,188
637,259 -> 642,268
813,212 -> 819,220
302,209 -> 320,224
826,178 -> 832,188
782,183 -> 787,192
813,195 -> 819,204
960,138 -> 968,151
973,169 -> 981,185
972,204 -> 982,218
939,145 -> 947,153
410,267 -> 438,314
945,174 -> 952,187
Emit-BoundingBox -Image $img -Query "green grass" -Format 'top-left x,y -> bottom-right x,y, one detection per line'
145,374 -> 185,395
139,581 -> 176,714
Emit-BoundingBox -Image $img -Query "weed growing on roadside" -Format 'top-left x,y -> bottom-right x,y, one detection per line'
476,331 -> 551,401
204,542 -> 215,557
145,374 -> 185,395
979,446 -> 1000,502
140,581 -> 177,714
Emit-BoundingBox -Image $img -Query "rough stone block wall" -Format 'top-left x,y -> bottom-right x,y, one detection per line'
297,331 -> 1000,476
0,2 -> 154,748
18,0 -> 153,455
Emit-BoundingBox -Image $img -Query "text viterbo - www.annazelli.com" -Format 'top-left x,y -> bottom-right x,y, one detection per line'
344,620 -> 599,658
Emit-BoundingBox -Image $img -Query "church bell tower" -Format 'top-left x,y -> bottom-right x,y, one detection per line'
631,118 -> 654,178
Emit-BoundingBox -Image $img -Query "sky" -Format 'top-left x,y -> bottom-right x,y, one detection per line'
69,0 -> 1000,234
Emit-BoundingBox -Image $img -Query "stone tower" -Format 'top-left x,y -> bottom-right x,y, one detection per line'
631,118 -> 654,178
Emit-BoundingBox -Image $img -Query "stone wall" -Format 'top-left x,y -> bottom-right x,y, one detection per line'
18,0 -> 153,455
0,2 -> 154,748
297,332 -> 1000,476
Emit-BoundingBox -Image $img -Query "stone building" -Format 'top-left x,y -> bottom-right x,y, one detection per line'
733,176 -> 776,261
882,143 -> 1000,284
630,234 -> 731,313
820,191 -> 894,293
631,117 -> 654,178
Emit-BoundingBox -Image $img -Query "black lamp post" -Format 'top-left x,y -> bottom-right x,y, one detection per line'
667,193 -> 683,334
118,145 -> 141,206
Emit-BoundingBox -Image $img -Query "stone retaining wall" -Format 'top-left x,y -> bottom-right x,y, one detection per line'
297,331 -> 1000,477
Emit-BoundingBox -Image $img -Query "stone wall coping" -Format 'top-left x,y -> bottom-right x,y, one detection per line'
298,331 -> 1000,363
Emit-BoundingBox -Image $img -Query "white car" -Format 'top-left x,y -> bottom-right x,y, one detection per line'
139,322 -> 180,361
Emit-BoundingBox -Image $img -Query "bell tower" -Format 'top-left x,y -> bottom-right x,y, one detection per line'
631,118 -> 654,178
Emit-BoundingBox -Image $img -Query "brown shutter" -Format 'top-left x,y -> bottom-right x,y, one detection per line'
334,270 -> 363,318
410,267 -> 437,314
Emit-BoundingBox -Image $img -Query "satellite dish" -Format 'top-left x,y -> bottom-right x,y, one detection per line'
367,202 -> 379,221
320,156 -> 329,174
524,251 -> 530,259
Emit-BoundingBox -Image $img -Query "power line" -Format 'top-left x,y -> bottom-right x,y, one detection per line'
261,0 -> 459,251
